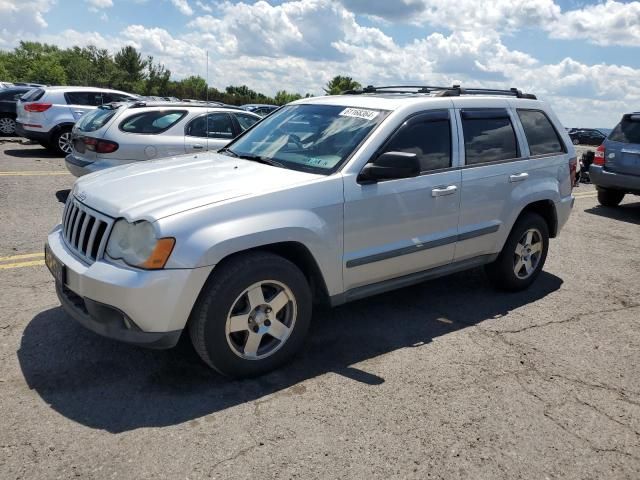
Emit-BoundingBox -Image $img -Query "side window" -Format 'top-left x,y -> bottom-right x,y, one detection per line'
461,109 -> 519,165
103,93 -> 135,103
119,110 -> 187,134
517,110 -> 565,156
381,111 -> 452,172
235,113 -> 259,131
64,91 -> 103,106
186,113 -> 235,139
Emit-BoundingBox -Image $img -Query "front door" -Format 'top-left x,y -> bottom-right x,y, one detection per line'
343,109 -> 461,291
184,112 -> 236,153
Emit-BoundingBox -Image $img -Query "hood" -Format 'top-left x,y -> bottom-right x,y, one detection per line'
73,153 -> 321,220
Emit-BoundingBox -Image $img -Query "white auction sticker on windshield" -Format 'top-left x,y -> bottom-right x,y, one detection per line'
339,107 -> 379,121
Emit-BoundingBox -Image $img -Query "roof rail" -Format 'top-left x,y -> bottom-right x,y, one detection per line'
342,85 -> 537,100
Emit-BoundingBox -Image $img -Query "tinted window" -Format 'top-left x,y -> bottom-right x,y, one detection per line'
21,88 -> 44,102
186,113 -> 235,138
76,106 -> 121,132
235,113 -> 259,131
382,116 -> 451,172
103,92 -> 137,103
65,91 -> 103,106
609,116 -> 640,144
517,110 -> 564,156
462,110 -> 519,165
119,110 -> 187,134
0,88 -> 30,100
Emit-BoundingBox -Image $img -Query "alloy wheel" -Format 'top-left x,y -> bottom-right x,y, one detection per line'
513,228 -> 543,279
225,280 -> 297,360
0,117 -> 16,135
58,131 -> 73,154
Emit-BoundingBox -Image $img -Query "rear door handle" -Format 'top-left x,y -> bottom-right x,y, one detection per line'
509,172 -> 529,183
191,144 -> 204,150
74,110 -> 85,115
431,185 -> 458,197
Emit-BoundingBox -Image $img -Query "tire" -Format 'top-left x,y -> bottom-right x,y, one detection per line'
485,212 -> 549,291
0,114 -> 16,135
189,251 -> 312,378
597,188 -> 625,207
51,127 -> 73,156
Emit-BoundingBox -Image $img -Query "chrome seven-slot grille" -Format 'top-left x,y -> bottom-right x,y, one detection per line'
62,196 -> 114,263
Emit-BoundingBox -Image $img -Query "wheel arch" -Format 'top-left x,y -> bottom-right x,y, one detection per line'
515,199 -> 558,238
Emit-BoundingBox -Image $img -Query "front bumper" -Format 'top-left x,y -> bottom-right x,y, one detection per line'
15,122 -> 50,143
47,225 -> 214,348
590,165 -> 640,194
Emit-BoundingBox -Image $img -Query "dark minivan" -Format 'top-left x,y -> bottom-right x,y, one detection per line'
0,87 -> 33,135
590,112 -> 640,206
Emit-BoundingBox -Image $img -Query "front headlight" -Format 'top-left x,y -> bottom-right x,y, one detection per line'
106,219 -> 175,269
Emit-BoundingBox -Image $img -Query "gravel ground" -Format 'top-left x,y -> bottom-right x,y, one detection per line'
0,142 -> 638,480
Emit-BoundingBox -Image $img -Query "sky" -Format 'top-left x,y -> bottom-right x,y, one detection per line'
1,0 -> 639,128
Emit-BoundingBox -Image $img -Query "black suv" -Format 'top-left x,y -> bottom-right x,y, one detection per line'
0,87 -> 33,135
569,128 -> 606,146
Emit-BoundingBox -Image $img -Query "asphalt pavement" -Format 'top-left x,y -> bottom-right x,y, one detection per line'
0,141 -> 638,479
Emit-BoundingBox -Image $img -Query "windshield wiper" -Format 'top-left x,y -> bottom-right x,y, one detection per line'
237,153 -> 285,168
218,147 -> 238,157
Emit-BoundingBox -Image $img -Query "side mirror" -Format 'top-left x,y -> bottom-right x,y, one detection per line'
358,151 -> 420,184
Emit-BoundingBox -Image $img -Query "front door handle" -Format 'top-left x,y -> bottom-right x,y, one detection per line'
74,110 -> 85,116
509,172 -> 529,183
191,144 -> 204,150
431,185 -> 458,197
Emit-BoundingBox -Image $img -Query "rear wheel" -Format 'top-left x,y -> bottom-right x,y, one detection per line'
597,188 -> 625,207
51,128 -> 73,155
189,252 -> 312,378
0,115 -> 16,135
485,212 -> 549,291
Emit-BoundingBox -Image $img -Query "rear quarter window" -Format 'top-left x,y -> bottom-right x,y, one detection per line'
517,109 -> 565,156
609,116 -> 640,144
119,110 -> 187,134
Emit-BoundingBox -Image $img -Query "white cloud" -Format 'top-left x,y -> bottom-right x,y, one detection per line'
0,0 -> 53,46
195,0 -> 212,12
548,0 -> 640,47
86,0 -> 113,9
170,0 -> 193,16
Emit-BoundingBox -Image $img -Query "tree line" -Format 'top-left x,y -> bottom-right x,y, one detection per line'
0,42 -> 362,105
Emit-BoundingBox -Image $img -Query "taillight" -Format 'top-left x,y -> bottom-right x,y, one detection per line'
569,157 -> 577,188
82,137 -> 119,154
593,144 -> 605,166
24,103 -> 52,112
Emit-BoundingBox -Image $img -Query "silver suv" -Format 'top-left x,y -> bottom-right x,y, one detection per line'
45,86 -> 576,377
16,86 -> 138,154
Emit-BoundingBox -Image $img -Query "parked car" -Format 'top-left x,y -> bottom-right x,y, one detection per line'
45,85 -> 575,377
0,86 -> 34,135
15,86 -> 139,155
590,112 -> 640,206
0,81 -> 15,89
65,102 -> 261,176
242,104 -> 279,117
569,128 -> 606,146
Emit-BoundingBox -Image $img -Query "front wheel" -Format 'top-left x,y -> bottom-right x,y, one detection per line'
485,212 -> 549,291
597,188 -> 625,207
0,115 -> 16,135
189,252 -> 312,378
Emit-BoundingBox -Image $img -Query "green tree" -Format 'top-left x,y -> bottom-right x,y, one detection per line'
274,90 -> 302,105
323,75 -> 361,95
145,56 -> 171,96
113,46 -> 147,91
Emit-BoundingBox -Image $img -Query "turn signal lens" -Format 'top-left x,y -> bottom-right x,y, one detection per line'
141,238 -> 175,269
594,144 -> 605,166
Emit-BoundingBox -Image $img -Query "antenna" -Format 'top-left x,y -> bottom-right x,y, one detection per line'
206,50 -> 209,152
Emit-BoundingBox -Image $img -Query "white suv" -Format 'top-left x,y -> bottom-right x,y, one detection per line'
16,86 -> 138,154
65,102 -> 261,176
45,85 -> 576,377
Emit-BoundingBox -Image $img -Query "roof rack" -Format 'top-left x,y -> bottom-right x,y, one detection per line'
342,85 -> 537,100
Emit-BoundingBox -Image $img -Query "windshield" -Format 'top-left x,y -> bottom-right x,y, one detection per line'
225,104 -> 388,173
76,105 -> 120,132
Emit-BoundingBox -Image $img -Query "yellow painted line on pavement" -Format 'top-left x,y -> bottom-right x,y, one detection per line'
574,192 -> 598,199
0,252 -> 46,270
0,252 -> 44,261
0,260 -> 45,270
0,171 -> 69,176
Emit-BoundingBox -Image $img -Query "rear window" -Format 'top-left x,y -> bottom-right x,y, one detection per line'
21,88 -> 45,102
461,109 -> 519,165
609,116 -> 640,144
76,106 -> 120,132
119,110 -> 187,134
517,110 -> 565,156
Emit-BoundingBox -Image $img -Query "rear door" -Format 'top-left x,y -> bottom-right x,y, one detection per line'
114,109 -> 188,160
65,91 -> 103,121
604,114 -> 640,176
184,112 -> 237,152
454,107 -> 525,261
